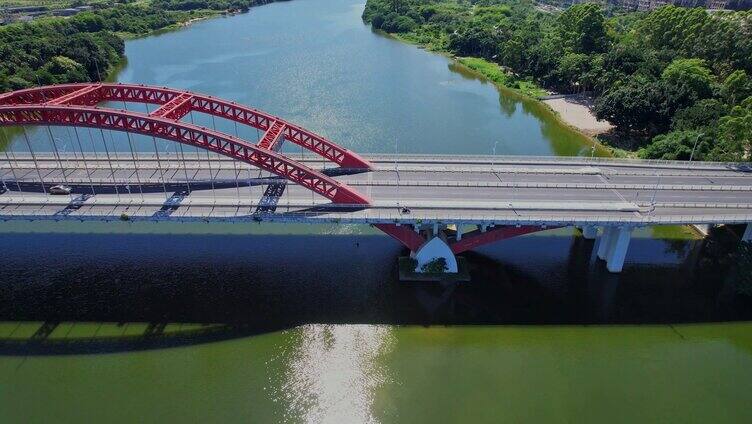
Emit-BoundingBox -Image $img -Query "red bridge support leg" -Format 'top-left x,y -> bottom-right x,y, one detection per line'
449,225 -> 553,254
375,223 -> 559,275
374,223 -> 557,255
373,224 -> 426,252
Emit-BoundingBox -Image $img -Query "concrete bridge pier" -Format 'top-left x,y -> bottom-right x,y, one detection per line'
404,223 -> 458,273
596,226 -> 632,273
413,235 -> 459,273
596,227 -> 615,261
743,223 -> 752,242
580,225 -> 598,240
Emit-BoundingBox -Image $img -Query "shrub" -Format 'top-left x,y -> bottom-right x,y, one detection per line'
421,257 -> 448,273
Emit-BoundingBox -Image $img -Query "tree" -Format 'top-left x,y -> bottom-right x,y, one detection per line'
671,99 -> 728,131
71,12 -> 106,32
449,26 -> 501,59
708,97 -> 752,161
661,58 -> 715,101
639,130 -> 709,160
41,56 -> 90,84
722,70 -> 752,106
602,41 -> 645,77
421,257 -> 448,273
380,13 -> 417,33
558,2 -> 609,54
554,52 -> 590,92
636,6 -> 710,54
594,75 -> 668,133
371,14 -> 385,29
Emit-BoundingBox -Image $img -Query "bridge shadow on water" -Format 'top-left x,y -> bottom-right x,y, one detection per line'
0,226 -> 750,356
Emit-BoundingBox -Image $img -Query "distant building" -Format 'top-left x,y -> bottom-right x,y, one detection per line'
0,3 -> 96,24
706,0 -> 730,8
0,6 -> 48,14
53,8 -> 80,17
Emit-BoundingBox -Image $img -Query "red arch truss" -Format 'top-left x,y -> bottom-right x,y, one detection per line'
0,83 -> 373,169
0,85 -> 372,205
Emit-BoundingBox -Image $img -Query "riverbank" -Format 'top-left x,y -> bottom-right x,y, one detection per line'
376,30 -> 613,156
456,57 -> 618,145
542,95 -> 614,137
115,10 -> 222,40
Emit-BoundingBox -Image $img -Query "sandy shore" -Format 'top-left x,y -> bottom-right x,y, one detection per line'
542,95 -> 613,136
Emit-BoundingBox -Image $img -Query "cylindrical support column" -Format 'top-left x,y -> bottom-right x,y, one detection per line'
606,227 -> 632,273
597,226 -> 616,260
743,223 -> 752,242
581,225 -> 597,240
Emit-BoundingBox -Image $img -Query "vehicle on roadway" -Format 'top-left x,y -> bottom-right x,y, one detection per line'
49,185 -> 72,195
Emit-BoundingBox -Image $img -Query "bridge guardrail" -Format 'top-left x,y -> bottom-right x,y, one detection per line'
365,153 -> 752,169
1,197 -> 750,227
3,152 -> 751,169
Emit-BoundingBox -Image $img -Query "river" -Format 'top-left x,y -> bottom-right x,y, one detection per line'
1,0 -> 752,422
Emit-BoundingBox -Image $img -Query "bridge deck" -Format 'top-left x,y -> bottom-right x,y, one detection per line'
1,153 -> 751,226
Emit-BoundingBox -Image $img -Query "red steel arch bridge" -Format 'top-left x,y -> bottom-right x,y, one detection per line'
1,83 -> 752,273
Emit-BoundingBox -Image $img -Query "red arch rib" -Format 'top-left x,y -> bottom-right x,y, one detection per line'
0,104 -> 371,205
0,83 -> 373,169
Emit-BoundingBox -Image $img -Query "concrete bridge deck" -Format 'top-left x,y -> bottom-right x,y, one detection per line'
1,153 -> 751,227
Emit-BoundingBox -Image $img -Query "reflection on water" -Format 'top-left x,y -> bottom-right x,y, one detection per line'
272,324 -> 393,424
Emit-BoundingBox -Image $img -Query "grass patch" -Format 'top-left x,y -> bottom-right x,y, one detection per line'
457,57 -> 547,98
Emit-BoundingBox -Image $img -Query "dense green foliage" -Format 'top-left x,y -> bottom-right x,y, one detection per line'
151,0 -> 274,12
363,0 -> 752,161
420,257 -> 449,273
0,10 -> 135,90
0,0 -> 273,92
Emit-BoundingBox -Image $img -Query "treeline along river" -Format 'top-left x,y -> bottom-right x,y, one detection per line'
1,1 -> 752,422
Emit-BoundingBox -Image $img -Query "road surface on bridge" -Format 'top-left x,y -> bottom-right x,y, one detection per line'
2,153 -> 751,226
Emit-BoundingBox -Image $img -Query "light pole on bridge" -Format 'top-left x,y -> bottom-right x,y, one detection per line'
650,172 -> 662,209
395,136 -> 401,211
689,132 -> 704,162
491,139 -> 499,169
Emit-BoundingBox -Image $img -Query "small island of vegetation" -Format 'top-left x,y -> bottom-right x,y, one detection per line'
363,0 -> 752,161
